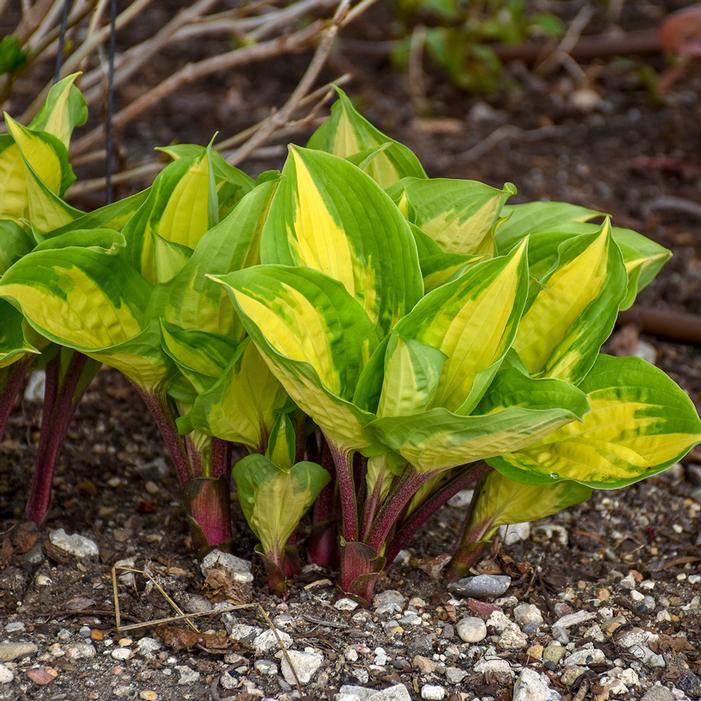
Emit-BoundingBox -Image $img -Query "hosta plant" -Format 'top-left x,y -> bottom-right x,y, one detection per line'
1,84 -> 699,601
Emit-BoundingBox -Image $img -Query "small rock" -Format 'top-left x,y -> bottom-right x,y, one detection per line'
447,489 -> 473,508
553,611 -> 596,629
374,647 -> 388,666
226,622 -> 263,643
398,611 -> 422,627
498,627 -> 528,650
336,686 -> 376,701
35,574 -> 52,587
368,684 -> 411,701
543,643 -> 566,665
111,647 -> 132,661
513,668 -> 559,701
474,659 -> 514,677
0,664 -> 13,684
563,648 -> 606,666
456,616 -> 487,643
281,648 -> 323,685
514,604 -> 543,628
4,622 -> 25,633
560,665 -> 586,687
641,686 -> 675,701
136,637 -> 162,656
383,620 -> 403,636
254,659 -> 277,675
448,574 -> 511,600
373,590 -> 406,615
200,550 -> 253,583
0,642 -> 38,661
253,628 -> 292,654
413,655 -> 438,674
335,597 -> 359,611
421,684 -> 445,700
140,692 -> 158,701
48,529 -> 99,558
499,522 -> 530,545
175,665 -> 200,685
24,370 -> 45,402
64,642 -> 96,659
445,666 -> 467,684
26,667 -> 58,686
527,644 -> 543,660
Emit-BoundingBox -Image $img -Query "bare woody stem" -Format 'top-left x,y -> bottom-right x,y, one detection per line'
385,462 -> 492,564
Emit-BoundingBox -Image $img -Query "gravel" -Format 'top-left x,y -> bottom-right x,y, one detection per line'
447,573 -> 512,599
48,529 -> 99,558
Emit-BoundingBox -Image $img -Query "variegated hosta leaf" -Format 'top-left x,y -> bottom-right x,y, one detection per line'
466,470 -> 592,544
4,113 -> 75,195
260,146 -> 423,334
0,246 -> 170,389
266,413 -> 297,470
512,221 -> 627,384
125,149 -> 217,284
307,87 -> 426,188
212,264 -> 379,452
0,220 -> 33,274
157,143 -> 255,218
182,339 -> 289,451
409,223 -> 478,292
160,321 -> 237,393
378,241 -> 529,417
29,72 -> 87,147
390,178 -> 515,257
368,371 -> 589,473
48,190 -> 149,237
0,299 -> 39,369
495,200 -> 602,252
489,354 -> 701,488
233,452 -> 330,559
155,180 -> 277,340
504,221 -> 670,311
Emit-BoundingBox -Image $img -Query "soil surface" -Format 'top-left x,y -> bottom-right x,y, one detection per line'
1,1 -> 700,700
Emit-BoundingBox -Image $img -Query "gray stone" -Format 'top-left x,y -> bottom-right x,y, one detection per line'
543,643 -> 566,665
500,522 -> 530,545
253,628 -> 292,654
456,616 -> 487,643
447,489 -> 473,508
336,686 -> 375,701
65,642 -> 96,659
0,665 -> 13,684
560,666 -> 586,687
335,597 -> 358,611
498,626 -> 528,650
367,684 -> 412,701
111,647 -> 133,660
48,529 -> 99,558
445,666 -> 467,684
175,665 -> 200,684
337,687 -> 374,701
200,550 -> 253,583
553,610 -> 596,629
563,648 -> 606,666
226,622 -> 263,643
641,686 -> 675,701
373,590 -> 406,615
448,574 -> 511,600
474,658 -> 513,677
421,684 -> 445,700
281,648 -> 323,685
254,659 -> 277,675
514,604 -> 543,627
4,622 -> 25,634
513,668 -> 560,701
0,642 -> 37,661
136,637 -> 162,656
